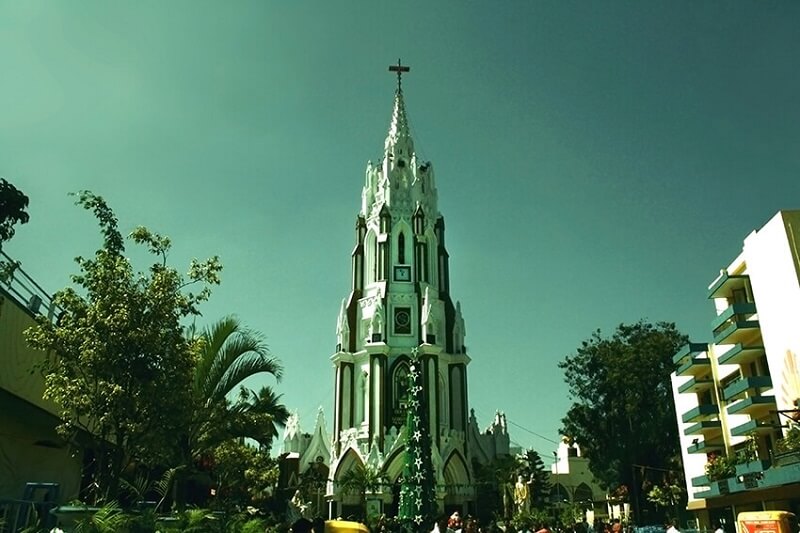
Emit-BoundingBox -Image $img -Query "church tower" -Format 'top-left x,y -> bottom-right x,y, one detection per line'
328,66 -> 475,517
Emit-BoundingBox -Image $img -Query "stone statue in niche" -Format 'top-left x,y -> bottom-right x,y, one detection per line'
367,301 -> 384,342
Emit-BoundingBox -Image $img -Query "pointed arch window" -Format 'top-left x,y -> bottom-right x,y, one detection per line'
391,362 -> 411,426
398,232 -> 406,264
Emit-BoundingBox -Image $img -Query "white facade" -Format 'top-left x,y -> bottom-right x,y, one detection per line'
671,210 -> 800,521
280,85 -> 510,517
329,87 -> 475,515
550,441 -> 608,522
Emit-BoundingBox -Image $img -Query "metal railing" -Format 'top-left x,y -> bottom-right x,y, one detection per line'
0,250 -> 60,322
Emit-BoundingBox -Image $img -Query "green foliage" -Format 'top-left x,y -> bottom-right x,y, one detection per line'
240,518 -> 268,533
558,502 -> 585,527
211,439 -> 279,509
189,316 -> 288,458
521,449 -> 552,508
559,321 -> 688,491
777,425 -> 800,453
704,454 -> 735,482
337,462 -> 389,520
736,433 -> 759,463
511,508 -> 552,532
0,178 -> 30,245
703,434 -> 759,482
73,501 -> 129,533
646,483 -> 683,508
472,449 -> 550,523
25,192 -> 222,502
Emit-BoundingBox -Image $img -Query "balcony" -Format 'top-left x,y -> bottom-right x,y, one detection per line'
717,343 -> 765,366
673,342 -> 709,365
735,459 -> 771,476
679,376 -> 715,394
727,395 -> 776,416
687,439 -> 725,454
722,375 -> 773,401
694,478 -> 734,498
730,418 -> 776,436
676,357 -> 712,378
712,303 -> 760,345
684,420 -> 722,436
708,272 -> 750,300
683,404 -> 719,423
690,474 -> 710,488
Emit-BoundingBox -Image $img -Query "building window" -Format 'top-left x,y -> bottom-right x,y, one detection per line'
398,232 -> 405,264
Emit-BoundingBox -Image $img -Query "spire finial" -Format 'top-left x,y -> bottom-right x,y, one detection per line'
388,58 -> 410,92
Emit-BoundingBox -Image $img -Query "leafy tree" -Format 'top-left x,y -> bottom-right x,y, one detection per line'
559,321 -> 687,522
25,192 -> 222,502
521,449 -> 551,508
0,178 -> 30,284
211,439 -> 279,510
0,178 -> 29,246
472,454 -> 519,522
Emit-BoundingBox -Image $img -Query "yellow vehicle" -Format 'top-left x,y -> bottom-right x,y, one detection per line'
737,511 -> 798,533
324,520 -> 370,533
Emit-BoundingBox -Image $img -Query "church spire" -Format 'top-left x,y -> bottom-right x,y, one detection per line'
363,62 -> 438,223
384,63 -> 414,157
387,89 -> 411,144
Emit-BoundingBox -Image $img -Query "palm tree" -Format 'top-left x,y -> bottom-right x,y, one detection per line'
189,315 -> 285,456
228,385 -> 291,450
337,464 -> 389,520
170,316 -> 288,507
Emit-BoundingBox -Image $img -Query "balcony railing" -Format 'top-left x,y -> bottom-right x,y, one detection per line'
712,302 -> 760,345
707,272 -> 750,300
673,342 -> 709,365
730,419 -> 775,436
0,250 -> 59,322
722,375 -> 773,402
687,439 -> 724,454
727,395 -> 776,416
717,343 -> 765,366
682,404 -> 719,423
676,357 -> 712,377
678,376 -> 715,394
684,420 -> 722,436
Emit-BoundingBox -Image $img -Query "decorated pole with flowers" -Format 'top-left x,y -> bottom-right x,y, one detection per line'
398,349 -> 437,532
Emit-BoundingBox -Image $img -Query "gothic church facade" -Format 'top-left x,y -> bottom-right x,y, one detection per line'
284,80 -> 510,518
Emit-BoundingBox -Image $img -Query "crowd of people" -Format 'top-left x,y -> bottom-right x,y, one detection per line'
289,511 -> 690,533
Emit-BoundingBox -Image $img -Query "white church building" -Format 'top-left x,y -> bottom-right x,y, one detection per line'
282,73 -> 511,518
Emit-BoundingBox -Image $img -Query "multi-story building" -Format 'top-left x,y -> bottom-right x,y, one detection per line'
671,210 -> 800,527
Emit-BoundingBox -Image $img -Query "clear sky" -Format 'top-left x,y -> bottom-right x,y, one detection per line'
2,1 -> 799,461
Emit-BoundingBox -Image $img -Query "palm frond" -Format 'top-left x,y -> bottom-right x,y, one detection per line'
211,350 -> 283,403
198,316 -> 284,405
119,472 -> 150,501
73,501 -> 127,533
194,315 -> 240,399
250,386 -> 291,426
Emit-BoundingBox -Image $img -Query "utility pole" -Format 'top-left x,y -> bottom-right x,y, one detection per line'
554,451 -> 561,526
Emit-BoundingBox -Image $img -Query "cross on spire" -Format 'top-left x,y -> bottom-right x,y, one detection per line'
388,59 -> 410,91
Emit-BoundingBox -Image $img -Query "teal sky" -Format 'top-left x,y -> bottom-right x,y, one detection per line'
2,2 -> 799,460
